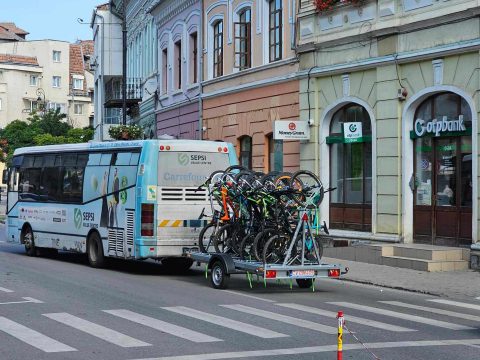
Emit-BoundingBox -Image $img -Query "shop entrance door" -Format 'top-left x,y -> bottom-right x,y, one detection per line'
413,136 -> 472,246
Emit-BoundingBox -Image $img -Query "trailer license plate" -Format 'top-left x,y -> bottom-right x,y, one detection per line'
290,270 -> 315,278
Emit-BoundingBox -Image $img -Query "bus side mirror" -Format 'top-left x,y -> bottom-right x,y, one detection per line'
2,169 -> 8,185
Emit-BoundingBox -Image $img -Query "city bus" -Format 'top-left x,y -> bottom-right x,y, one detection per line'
4,140 -> 237,271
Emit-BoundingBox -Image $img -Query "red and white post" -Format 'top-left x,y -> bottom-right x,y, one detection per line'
337,311 -> 344,360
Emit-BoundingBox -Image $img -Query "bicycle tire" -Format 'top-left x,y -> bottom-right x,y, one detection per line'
262,233 -> 291,264
198,222 -> 217,253
239,233 -> 255,260
252,228 -> 281,262
289,170 -> 324,208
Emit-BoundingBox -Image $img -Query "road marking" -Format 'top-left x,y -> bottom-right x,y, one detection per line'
380,301 -> 480,322
43,313 -> 150,348
162,306 -> 287,339
277,303 -> 414,332
329,302 -> 474,330
221,304 -> 337,334
104,309 -> 221,343
428,299 -> 480,312
0,287 -> 13,293
223,290 -> 276,303
0,316 -> 76,353
0,297 -> 44,305
128,338 -> 480,360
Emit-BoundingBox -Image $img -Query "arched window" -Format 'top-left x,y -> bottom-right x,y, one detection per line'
328,104 -> 372,231
413,92 -> 472,245
239,136 -> 252,169
213,20 -> 223,78
268,0 -> 282,62
234,8 -> 251,70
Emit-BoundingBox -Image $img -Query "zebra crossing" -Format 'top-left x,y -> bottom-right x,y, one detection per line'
0,297 -> 479,354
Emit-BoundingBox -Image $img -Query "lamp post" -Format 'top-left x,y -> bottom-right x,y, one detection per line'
36,88 -> 46,112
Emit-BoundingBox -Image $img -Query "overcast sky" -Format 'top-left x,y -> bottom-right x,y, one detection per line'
2,0 -> 102,43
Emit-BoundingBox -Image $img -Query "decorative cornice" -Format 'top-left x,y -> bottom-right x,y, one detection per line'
148,0 -> 199,28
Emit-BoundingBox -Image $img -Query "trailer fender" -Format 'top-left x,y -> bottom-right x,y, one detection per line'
208,254 -> 236,275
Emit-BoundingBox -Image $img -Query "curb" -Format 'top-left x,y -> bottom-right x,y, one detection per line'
336,277 -> 441,297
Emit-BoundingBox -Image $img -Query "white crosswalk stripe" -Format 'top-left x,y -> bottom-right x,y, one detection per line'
162,306 -> 288,339
277,303 -> 415,332
221,304 -> 338,334
43,313 -> 150,348
427,299 -> 480,312
0,316 -> 77,353
329,302 -> 475,330
380,301 -> 480,322
104,309 -> 222,343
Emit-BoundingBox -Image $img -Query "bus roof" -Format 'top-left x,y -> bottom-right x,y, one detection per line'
12,139 -> 232,156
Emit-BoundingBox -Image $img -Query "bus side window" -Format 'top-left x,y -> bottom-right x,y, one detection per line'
62,167 -> 84,203
88,153 -> 101,166
100,153 -> 112,166
130,152 -> 140,165
8,168 -> 19,192
115,152 -> 131,165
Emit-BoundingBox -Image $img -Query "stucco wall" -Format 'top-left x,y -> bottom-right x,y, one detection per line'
204,80 -> 300,172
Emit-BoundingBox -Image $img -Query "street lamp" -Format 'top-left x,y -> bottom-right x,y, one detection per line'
36,88 -> 46,111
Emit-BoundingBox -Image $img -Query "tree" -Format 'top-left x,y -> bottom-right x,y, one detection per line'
0,109 -> 94,165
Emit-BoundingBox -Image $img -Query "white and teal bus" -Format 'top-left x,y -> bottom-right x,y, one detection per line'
4,140 -> 237,271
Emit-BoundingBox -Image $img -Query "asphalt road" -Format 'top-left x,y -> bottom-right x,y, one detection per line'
1,229 -> 480,360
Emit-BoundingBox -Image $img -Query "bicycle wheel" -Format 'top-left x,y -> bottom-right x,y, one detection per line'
239,233 -> 255,260
198,222 -> 217,253
262,234 -> 291,264
290,233 -> 324,264
252,228 -> 280,262
289,170 -> 324,208
214,223 -> 242,254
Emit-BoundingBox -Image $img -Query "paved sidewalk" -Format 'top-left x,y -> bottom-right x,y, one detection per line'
324,256 -> 480,301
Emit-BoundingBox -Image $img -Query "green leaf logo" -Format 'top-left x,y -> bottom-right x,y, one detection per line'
178,153 -> 189,166
120,176 -> 128,204
74,208 -> 82,229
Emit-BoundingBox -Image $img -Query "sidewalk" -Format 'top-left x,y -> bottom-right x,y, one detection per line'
324,256 -> 480,301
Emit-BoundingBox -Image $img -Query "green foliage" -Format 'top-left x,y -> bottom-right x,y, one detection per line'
0,109 -> 94,165
108,124 -> 143,140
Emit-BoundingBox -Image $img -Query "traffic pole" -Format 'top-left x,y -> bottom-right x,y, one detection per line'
337,311 -> 344,360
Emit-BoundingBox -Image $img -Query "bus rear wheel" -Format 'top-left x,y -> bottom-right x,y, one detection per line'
22,226 -> 36,257
87,232 -> 105,268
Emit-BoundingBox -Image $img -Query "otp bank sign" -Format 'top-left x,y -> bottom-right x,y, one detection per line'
274,121 -> 310,140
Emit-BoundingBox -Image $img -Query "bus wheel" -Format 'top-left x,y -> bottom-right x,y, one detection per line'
22,226 -> 36,257
87,232 -> 105,268
161,257 -> 194,273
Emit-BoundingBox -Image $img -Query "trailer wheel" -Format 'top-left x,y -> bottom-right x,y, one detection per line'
296,278 -> 313,289
210,261 -> 230,289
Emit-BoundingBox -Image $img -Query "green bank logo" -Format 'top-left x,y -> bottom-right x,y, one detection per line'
349,123 -> 357,133
73,208 -> 82,229
178,153 -> 189,166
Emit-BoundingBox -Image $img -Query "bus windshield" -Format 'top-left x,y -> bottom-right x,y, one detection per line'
158,151 -> 230,187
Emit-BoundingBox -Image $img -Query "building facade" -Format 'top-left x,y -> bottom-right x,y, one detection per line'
297,0 -> 480,249
125,0 -> 158,138
0,39 -> 93,129
91,3 -> 124,140
149,0 -> 201,139
201,0 -> 300,172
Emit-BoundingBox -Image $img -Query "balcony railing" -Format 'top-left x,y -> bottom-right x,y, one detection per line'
104,77 -> 142,108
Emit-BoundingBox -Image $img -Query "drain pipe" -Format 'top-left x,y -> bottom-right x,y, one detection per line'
198,6 -> 204,140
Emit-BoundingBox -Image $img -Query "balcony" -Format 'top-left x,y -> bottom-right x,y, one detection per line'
104,77 -> 142,108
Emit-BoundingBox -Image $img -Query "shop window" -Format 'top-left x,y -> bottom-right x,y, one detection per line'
269,0 -> 282,62
267,134 -> 283,172
234,8 -> 251,70
328,104 -> 372,231
213,20 -> 223,78
239,136 -> 252,169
